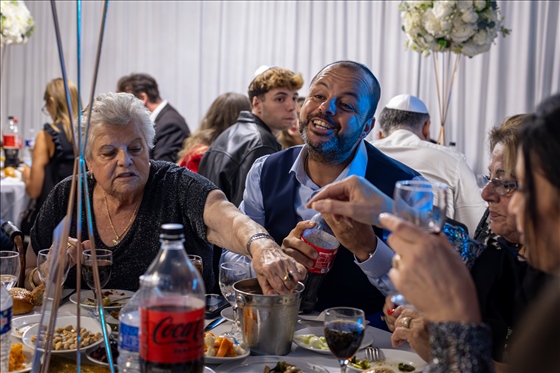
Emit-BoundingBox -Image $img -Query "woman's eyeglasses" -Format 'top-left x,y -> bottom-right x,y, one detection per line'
478,175 -> 518,196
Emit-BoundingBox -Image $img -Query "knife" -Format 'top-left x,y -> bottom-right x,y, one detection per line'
204,317 -> 227,332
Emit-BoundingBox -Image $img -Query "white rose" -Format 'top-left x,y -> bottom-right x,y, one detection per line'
461,9 -> 479,23
423,9 -> 446,38
472,30 -> 489,45
433,1 -> 456,19
474,0 -> 487,11
461,39 -> 491,57
440,19 -> 453,33
450,17 -> 476,43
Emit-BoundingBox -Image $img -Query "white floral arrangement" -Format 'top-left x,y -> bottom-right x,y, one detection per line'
400,0 -> 510,57
0,0 -> 35,46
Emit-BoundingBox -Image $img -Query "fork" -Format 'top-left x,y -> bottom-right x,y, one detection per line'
365,345 -> 384,362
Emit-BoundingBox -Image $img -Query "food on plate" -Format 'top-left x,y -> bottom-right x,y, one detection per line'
14,323 -> 39,338
364,368 -> 395,373
82,290 -> 129,307
203,332 -> 245,357
88,338 -> 119,364
350,355 -> 371,369
9,285 -> 46,315
293,333 -> 329,350
397,362 -> 416,372
3,166 -> 16,178
109,309 -> 120,319
9,343 -> 28,371
30,324 -> 102,350
263,361 -> 303,373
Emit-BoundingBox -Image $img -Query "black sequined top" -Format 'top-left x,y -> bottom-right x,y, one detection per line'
30,161 -> 218,291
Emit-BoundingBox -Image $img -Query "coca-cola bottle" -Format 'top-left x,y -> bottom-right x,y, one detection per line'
139,224 -> 206,373
3,116 -> 22,168
299,213 -> 340,313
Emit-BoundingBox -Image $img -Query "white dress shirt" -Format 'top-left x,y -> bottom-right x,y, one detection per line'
149,100 -> 168,124
372,129 -> 486,235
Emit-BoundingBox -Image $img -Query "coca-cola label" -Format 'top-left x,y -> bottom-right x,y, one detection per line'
119,322 -> 139,353
301,235 -> 339,274
140,306 -> 204,364
3,134 -> 22,149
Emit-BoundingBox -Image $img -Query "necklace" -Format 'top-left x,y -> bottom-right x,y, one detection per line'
103,192 -> 141,245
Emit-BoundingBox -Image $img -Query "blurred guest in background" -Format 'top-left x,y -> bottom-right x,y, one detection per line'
117,73 -> 191,163
177,92 -> 251,172
372,94 -> 485,235
21,78 -> 80,237
198,66 -> 304,207
277,96 -> 305,149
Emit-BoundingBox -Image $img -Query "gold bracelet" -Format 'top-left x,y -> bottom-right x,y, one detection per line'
27,267 -> 39,290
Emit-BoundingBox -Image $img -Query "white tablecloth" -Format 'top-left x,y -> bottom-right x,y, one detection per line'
1,177 -> 29,225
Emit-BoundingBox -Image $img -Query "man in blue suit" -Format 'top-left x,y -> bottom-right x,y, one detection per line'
223,61 -> 420,318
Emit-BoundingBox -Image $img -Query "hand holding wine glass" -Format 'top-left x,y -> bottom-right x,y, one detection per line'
37,249 -> 71,285
324,307 -> 366,373
0,251 -> 20,290
391,180 -> 448,306
219,261 -> 251,341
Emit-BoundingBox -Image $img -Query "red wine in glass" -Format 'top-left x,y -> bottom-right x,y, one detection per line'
82,259 -> 112,289
324,307 -> 366,373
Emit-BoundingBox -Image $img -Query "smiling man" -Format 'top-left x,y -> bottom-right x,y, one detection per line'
222,61 -> 420,318
198,66 -> 304,207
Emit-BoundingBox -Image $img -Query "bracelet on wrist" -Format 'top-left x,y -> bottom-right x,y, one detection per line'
246,233 -> 275,258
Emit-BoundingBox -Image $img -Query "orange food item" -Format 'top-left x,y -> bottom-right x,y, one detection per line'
9,343 -> 28,371
215,337 -> 234,357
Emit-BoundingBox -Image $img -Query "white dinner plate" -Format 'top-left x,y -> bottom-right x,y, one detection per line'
218,355 -> 329,372
293,326 -> 374,355
22,315 -> 108,354
69,289 -> 134,310
220,307 -> 234,322
11,315 -> 43,339
204,347 -> 250,364
347,348 -> 427,372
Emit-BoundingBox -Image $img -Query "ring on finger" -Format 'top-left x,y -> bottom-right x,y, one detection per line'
392,254 -> 401,270
400,316 -> 412,329
282,271 -> 294,282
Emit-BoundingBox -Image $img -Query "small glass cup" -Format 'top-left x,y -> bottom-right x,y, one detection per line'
37,249 -> 71,285
188,254 -> 203,275
0,251 -> 20,290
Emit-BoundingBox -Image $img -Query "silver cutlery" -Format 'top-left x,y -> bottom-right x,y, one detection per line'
365,345 -> 384,362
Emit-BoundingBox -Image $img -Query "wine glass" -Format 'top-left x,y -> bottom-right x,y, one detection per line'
324,307 -> 366,373
0,251 -> 20,290
391,180 -> 448,305
37,249 -> 71,285
82,249 -> 113,301
219,261 -> 251,341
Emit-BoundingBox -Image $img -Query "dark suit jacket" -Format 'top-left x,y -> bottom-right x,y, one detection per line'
151,103 -> 191,162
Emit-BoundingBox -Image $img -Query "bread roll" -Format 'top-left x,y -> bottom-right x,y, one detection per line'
9,287 -> 34,315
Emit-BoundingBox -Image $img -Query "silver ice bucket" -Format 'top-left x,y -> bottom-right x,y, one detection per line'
234,278 -> 304,356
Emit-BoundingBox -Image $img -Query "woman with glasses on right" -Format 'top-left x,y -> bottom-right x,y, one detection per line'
20,78 -> 80,236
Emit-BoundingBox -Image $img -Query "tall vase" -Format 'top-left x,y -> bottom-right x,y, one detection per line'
432,51 -> 461,146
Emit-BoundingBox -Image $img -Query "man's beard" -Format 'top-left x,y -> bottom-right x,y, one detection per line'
300,117 -> 359,165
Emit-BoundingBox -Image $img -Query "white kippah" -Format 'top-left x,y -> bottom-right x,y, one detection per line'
254,65 -> 270,77
385,94 -> 429,114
